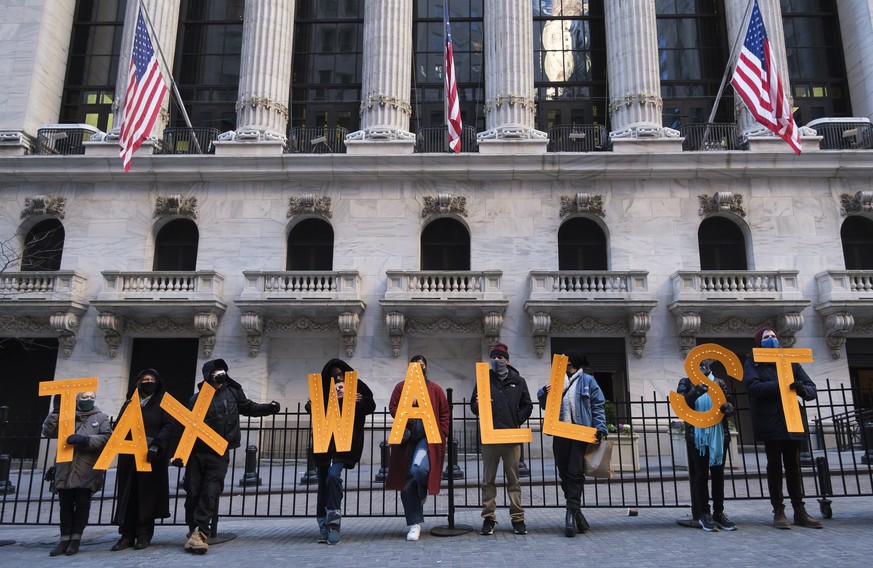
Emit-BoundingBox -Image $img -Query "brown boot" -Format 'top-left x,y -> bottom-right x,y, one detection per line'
793,504 -> 824,529
773,505 -> 791,529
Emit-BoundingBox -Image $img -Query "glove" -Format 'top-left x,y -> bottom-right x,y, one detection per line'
692,383 -> 709,396
595,430 -> 606,443
171,457 -> 184,468
66,434 -> 88,446
789,380 -> 805,391
51,395 -> 61,414
719,402 -> 735,416
269,401 -> 281,414
146,445 -> 159,463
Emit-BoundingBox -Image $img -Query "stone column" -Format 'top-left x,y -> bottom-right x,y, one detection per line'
837,1 -> 873,119
605,0 -> 681,152
477,0 -> 547,154
345,0 -> 415,154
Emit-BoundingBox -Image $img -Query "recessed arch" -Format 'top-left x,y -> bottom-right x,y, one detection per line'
841,215 -> 873,270
21,219 -> 64,271
558,216 -> 608,270
286,217 -> 334,270
420,217 -> 470,270
698,216 -> 748,270
153,218 -> 199,271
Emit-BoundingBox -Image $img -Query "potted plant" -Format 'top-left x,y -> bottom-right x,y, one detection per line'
605,402 -> 639,472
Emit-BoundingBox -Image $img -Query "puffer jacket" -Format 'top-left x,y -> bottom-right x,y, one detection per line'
471,365 -> 533,430
42,406 -> 111,493
537,370 -> 608,434
743,356 -> 816,442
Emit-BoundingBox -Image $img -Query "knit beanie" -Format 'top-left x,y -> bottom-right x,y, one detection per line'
753,327 -> 773,348
489,342 -> 510,360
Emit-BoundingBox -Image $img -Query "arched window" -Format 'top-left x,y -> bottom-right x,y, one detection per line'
421,218 -> 470,270
698,217 -> 747,270
287,218 -> 334,270
558,217 -> 607,270
153,219 -> 199,271
21,219 -> 64,271
841,216 -> 873,270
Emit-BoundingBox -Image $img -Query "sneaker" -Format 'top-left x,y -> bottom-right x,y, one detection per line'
512,520 -> 528,535
713,512 -> 737,531
406,524 -> 421,541
676,516 -> 698,528
327,525 -> 341,545
317,527 -> 329,544
699,513 -> 719,532
480,518 -> 496,535
184,528 -> 209,554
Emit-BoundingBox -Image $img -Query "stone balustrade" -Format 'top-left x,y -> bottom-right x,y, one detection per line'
0,271 -> 86,298
671,270 -> 803,300
384,270 -> 503,300
529,270 -> 650,299
240,270 -> 361,301
98,271 -> 223,300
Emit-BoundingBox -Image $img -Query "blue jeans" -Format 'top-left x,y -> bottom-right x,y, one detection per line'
400,438 -> 430,525
316,462 -> 344,530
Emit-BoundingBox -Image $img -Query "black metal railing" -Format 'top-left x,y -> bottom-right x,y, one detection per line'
2,382 -> 871,527
808,120 -> 873,150
679,123 -> 743,151
35,126 -> 101,155
162,127 -> 219,155
546,124 -> 609,152
415,125 -> 478,153
286,127 -> 349,154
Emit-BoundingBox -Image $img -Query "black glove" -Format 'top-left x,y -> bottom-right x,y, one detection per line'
146,445 -> 159,463
269,401 -> 281,414
692,383 -> 709,396
51,394 -> 61,413
66,434 -> 88,446
595,430 -> 606,443
171,457 -> 184,468
719,402 -> 735,416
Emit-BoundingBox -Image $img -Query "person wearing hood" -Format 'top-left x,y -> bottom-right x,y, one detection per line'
470,342 -> 533,536
42,390 -> 111,556
537,351 -> 607,537
304,358 -> 376,545
386,355 -> 450,541
744,328 -> 823,530
182,359 -> 281,554
110,369 -> 175,551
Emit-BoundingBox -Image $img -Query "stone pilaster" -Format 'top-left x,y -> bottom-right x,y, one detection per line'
605,0 -> 681,152
838,1 -> 873,120
477,0 -> 548,154
345,0 -> 415,154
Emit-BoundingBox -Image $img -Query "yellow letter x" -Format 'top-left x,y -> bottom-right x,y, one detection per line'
160,382 -> 228,465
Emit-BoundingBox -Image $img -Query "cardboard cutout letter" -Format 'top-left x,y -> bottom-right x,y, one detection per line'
752,347 -> 814,433
160,382 -> 228,465
477,362 -> 532,444
541,354 -> 597,443
388,362 -> 441,445
309,370 -> 358,453
669,344 -> 742,428
39,377 -> 99,463
94,388 -> 150,471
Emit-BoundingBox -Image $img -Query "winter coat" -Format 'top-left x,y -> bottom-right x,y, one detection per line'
743,356 -> 816,442
470,365 -> 533,431
112,384 -> 175,525
42,406 -> 111,494
676,376 -> 732,445
536,370 -> 608,434
305,358 -> 376,468
386,379 -> 450,495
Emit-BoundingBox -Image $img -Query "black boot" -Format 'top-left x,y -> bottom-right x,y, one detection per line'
49,539 -> 70,557
65,539 -> 81,555
565,509 -> 577,537
574,509 -> 590,533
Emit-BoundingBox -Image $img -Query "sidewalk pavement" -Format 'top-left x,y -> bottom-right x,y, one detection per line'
1,497 -> 871,567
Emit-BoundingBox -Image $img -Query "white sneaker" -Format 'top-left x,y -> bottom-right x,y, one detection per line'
406,524 -> 421,541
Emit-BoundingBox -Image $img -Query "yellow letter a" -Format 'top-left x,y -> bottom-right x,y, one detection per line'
93,388 -> 151,472
388,361 -> 441,445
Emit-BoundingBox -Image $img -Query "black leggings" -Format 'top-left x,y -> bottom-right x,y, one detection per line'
58,488 -> 92,538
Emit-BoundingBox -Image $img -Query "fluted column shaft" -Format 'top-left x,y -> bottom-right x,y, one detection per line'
352,0 -> 413,140
235,0 -> 296,139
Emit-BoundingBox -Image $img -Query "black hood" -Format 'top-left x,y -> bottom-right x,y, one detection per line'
320,358 -> 355,400
128,368 -> 165,398
202,359 -> 229,381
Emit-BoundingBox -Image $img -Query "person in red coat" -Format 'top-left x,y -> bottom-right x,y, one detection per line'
386,355 -> 450,541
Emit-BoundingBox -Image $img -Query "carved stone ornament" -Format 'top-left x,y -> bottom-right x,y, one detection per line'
550,317 -> 628,335
698,192 -> 745,217
530,312 -> 551,357
265,317 -> 338,334
560,193 -> 605,218
386,312 -> 406,357
823,312 -> 854,359
50,312 -> 80,357
21,195 -> 65,219
241,313 -> 264,357
630,312 -> 652,358
422,193 -> 468,218
96,313 -> 125,358
288,194 -> 332,219
155,194 -> 198,219
839,191 -> 873,216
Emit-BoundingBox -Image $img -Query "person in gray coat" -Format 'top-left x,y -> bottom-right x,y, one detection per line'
42,390 -> 111,556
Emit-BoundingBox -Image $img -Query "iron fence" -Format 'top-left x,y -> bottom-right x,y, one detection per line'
808,120 -> 873,150
546,124 -> 609,152
162,127 -> 219,155
286,127 -> 349,154
414,125 -> 478,153
35,126 -> 101,155
679,123 -> 743,151
1,382 -> 871,528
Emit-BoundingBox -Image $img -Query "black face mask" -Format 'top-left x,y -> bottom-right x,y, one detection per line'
210,371 -> 227,384
140,382 -> 157,395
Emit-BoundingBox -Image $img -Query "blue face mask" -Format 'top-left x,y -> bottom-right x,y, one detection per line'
761,337 -> 779,349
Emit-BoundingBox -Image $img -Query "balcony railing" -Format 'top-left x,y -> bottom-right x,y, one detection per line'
35,124 -> 103,155
0,271 -> 88,301
286,127 -> 348,154
96,271 -> 223,301
528,271 -> 650,299
679,123 -> 743,151
239,271 -> 362,301
414,125 -> 479,153
546,124 -> 609,152
671,270 -> 803,300
162,127 -> 220,154
816,270 -> 873,303
384,270 -> 503,300
807,118 -> 873,150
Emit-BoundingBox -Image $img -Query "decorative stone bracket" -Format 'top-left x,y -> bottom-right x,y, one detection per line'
96,313 -> 125,357
698,192 -> 745,218
386,312 -> 406,358
559,193 -> 605,218
422,193 -> 468,218
675,312 -> 702,358
194,312 -> 220,358
823,312 -> 853,359
630,312 -> 652,358
50,311 -> 81,357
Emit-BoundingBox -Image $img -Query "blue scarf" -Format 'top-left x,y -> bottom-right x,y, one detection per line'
693,392 -> 724,466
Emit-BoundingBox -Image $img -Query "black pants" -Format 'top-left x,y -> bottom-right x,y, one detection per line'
553,436 -> 588,511
184,451 -> 229,534
764,439 -> 805,508
58,488 -> 92,539
119,474 -> 155,539
685,436 -> 726,518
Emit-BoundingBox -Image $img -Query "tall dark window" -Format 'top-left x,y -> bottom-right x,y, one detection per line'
421,218 -> 470,270
291,1 -> 363,130
129,338 -> 200,409
21,219 -> 65,271
656,1 -> 731,129
153,219 -> 199,271
841,216 -> 873,270
533,0 -> 607,131
61,0 -> 127,131
558,217 -> 607,270
781,0 -> 851,124
287,219 -> 334,270
698,217 -> 747,270
412,0 -> 485,131
173,0 -> 244,130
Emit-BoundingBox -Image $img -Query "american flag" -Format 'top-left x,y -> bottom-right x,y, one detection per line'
119,8 -> 168,171
730,0 -> 801,154
444,4 -> 462,153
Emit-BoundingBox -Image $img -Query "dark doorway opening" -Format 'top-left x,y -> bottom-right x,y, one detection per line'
550,337 -> 628,420
128,338 -> 200,406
